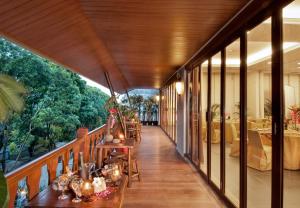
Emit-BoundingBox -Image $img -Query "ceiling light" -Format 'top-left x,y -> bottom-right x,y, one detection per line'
175,81 -> 184,95
247,42 -> 300,65
283,4 -> 300,19
155,95 -> 160,102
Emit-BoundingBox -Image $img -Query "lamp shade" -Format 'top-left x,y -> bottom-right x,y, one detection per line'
175,81 -> 184,95
155,95 -> 160,102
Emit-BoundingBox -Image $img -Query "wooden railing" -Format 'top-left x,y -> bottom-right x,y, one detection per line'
5,125 -> 106,208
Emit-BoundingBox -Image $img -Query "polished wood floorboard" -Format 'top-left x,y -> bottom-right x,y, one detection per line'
123,126 -> 225,208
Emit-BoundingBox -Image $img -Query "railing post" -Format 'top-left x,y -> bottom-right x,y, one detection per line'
47,159 -> 58,183
7,180 -> 18,208
77,127 -> 89,162
63,150 -> 70,173
27,168 -> 41,200
73,145 -> 80,171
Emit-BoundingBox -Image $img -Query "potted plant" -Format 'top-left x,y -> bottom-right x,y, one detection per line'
211,104 -> 220,120
264,98 -> 272,119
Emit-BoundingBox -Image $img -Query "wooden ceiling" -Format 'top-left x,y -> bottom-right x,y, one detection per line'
0,0 -> 248,92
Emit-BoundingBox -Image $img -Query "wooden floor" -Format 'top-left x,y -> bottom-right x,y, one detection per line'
123,126 -> 225,208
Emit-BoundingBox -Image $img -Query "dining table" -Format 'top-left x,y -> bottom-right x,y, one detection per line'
96,138 -> 135,187
257,128 -> 300,170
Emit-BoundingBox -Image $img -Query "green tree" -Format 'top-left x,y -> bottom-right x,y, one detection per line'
0,37 -> 109,172
79,86 -> 109,129
128,94 -> 143,116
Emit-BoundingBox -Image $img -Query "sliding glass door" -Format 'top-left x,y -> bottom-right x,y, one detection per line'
200,61 -> 208,174
247,17 -> 272,208
283,1 -> 300,207
187,67 -> 201,165
225,39 -> 240,206
183,1 -> 300,208
210,52 -> 221,188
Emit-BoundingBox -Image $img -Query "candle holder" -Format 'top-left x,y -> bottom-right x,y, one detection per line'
111,168 -> 121,182
57,175 -> 70,200
81,180 -> 94,201
119,133 -> 125,141
70,177 -> 83,203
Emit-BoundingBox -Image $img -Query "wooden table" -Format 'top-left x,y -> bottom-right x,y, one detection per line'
26,175 -> 128,208
96,139 -> 135,187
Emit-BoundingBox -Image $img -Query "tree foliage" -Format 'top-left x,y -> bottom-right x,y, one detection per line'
0,38 -> 109,172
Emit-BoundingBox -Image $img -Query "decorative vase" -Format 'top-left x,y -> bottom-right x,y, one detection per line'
105,134 -> 113,142
92,177 -> 106,193
113,138 -> 120,144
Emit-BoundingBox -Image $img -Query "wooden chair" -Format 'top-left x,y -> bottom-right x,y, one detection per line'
247,130 -> 272,171
126,122 -> 141,143
225,122 -> 234,143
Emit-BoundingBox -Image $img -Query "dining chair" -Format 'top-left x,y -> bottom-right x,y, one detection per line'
247,130 -> 272,171
225,122 -> 234,143
230,124 -> 240,157
211,121 -> 220,143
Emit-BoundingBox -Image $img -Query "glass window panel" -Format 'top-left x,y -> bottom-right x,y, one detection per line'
200,61 -> 208,174
211,52 -> 221,188
247,17 -> 272,208
187,71 -> 193,158
191,67 -> 200,165
283,1 -> 300,207
187,68 -> 200,164
225,39 -> 240,206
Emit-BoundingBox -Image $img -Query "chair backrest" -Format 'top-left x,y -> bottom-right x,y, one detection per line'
212,121 -> 220,129
247,121 -> 257,130
248,129 -> 264,149
230,123 -> 238,139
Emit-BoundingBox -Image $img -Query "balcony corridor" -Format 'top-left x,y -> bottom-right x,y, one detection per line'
123,126 -> 225,208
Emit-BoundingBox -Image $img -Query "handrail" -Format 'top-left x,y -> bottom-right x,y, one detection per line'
5,125 -> 106,208
88,124 -> 106,135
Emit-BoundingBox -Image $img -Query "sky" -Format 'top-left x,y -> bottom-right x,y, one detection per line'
79,75 -> 111,96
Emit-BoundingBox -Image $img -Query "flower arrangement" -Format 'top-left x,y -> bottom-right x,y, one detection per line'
288,105 -> 300,129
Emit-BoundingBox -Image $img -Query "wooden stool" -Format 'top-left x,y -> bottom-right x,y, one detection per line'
127,128 -> 136,137
131,157 -> 141,182
108,151 -> 127,171
110,151 -> 126,159
123,156 -> 141,183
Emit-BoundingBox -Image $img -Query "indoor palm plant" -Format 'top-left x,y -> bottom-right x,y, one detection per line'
0,74 -> 26,208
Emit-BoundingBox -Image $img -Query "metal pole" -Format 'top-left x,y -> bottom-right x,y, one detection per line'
104,72 -> 126,136
126,90 -> 132,107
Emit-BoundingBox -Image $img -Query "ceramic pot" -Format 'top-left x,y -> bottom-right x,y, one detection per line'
105,134 -> 113,142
